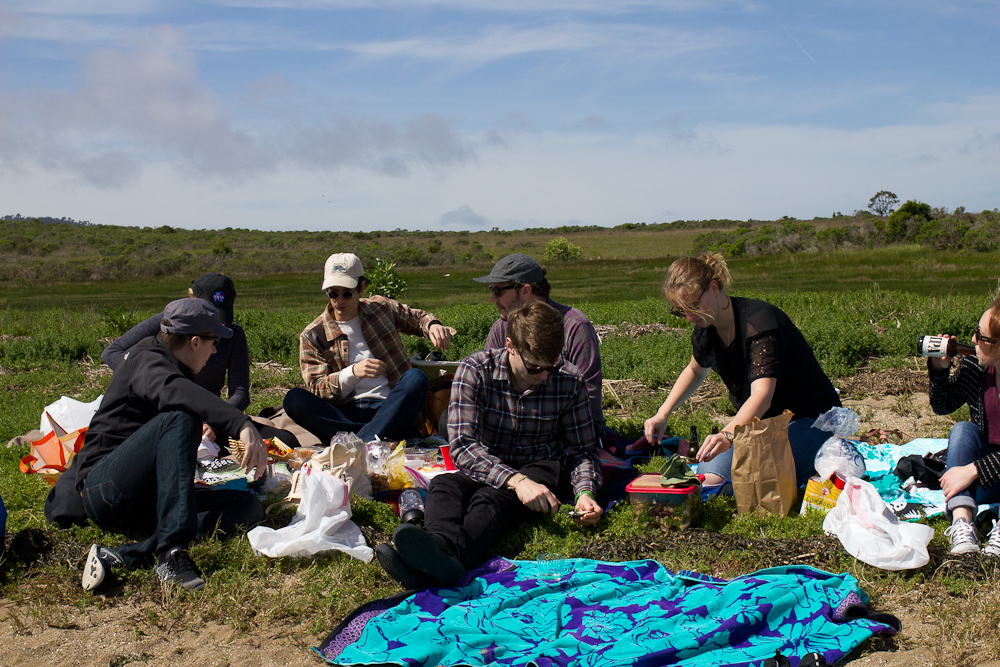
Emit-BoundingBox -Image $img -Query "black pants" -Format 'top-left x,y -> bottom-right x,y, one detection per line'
423,460 -> 572,569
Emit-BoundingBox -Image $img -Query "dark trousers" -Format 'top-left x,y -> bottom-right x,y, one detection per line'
424,460 -> 571,569
283,368 -> 429,445
81,411 -> 264,568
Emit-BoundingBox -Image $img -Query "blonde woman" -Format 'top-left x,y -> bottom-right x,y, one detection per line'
930,295 -> 1000,555
643,254 -> 841,491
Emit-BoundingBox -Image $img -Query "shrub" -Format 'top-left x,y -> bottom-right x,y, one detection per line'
543,237 -> 584,261
366,258 -> 408,300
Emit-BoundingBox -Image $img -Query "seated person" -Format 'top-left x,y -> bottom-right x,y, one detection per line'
101,273 -> 295,447
475,254 -> 607,443
643,253 -> 841,491
283,253 -> 453,445
376,301 -> 603,589
49,298 -> 268,591
931,295 -> 1000,554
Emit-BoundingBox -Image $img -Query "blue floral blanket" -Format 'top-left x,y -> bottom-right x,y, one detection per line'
316,558 -> 898,666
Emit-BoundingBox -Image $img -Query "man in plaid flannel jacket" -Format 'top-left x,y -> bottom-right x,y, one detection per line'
282,253 -> 454,446
375,301 -> 603,590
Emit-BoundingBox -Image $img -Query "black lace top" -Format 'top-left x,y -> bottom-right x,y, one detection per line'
691,296 -> 841,420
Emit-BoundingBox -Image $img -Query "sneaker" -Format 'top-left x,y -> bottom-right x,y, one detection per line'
945,519 -> 980,554
984,520 -> 1000,557
155,547 -> 206,590
82,544 -> 125,591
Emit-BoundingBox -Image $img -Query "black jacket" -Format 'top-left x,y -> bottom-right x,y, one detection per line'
45,336 -> 251,527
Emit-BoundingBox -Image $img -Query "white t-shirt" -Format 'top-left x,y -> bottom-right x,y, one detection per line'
336,316 -> 391,401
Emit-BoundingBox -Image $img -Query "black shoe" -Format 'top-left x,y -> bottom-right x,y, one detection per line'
799,653 -> 829,667
392,523 -> 466,587
762,649 -> 792,667
82,544 -> 125,591
155,547 -> 206,590
375,543 -> 433,590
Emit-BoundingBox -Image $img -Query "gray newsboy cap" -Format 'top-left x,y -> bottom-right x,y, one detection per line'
161,298 -> 233,338
473,253 -> 544,284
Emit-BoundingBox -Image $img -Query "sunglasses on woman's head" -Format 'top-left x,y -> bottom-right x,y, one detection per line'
975,325 -> 998,346
326,288 -> 355,300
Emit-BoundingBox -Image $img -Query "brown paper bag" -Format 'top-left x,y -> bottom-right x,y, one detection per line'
731,409 -> 798,516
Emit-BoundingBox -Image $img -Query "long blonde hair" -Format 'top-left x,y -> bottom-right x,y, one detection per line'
663,253 -> 732,319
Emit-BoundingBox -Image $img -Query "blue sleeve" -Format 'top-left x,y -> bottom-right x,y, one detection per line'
101,312 -> 163,371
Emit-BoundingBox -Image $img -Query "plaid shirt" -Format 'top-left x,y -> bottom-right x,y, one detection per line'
299,295 -> 439,402
447,348 -> 601,497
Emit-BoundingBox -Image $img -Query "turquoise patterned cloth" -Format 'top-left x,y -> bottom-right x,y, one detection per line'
319,558 -> 898,666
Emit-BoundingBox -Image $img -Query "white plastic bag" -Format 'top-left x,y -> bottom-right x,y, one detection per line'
247,468 -> 373,562
823,476 -> 934,570
813,407 -> 865,480
40,395 -> 103,435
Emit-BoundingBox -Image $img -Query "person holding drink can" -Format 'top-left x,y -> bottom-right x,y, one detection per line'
927,295 -> 1000,555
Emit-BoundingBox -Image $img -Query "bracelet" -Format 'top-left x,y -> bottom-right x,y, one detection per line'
575,490 -> 595,503
507,473 -> 527,490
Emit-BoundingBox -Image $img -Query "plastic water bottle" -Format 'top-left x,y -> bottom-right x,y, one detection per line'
398,488 -> 425,525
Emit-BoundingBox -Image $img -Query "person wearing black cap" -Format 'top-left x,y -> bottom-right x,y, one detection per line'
101,273 -> 250,442
53,298 -> 268,592
475,254 -> 606,441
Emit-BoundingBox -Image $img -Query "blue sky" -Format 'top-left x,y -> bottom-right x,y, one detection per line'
1,0 -> 997,231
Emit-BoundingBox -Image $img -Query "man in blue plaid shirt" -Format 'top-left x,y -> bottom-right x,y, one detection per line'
376,301 -> 603,589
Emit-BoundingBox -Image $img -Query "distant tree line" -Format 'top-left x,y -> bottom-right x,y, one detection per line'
691,204 -> 1000,259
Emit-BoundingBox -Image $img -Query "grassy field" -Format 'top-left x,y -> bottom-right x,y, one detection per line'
2,245 -> 1000,663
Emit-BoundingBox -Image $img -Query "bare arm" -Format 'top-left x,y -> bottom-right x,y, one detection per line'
697,376 -> 777,462
643,356 -> 711,442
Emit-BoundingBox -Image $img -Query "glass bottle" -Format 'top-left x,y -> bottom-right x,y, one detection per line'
917,335 -> 975,358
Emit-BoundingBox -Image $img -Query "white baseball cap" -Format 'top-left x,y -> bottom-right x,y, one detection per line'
322,253 -> 365,291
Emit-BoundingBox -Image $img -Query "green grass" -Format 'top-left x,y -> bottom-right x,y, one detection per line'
3,256 -> 1000,659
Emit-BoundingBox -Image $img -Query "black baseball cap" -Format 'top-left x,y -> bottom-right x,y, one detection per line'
192,273 -> 236,325
473,253 -> 544,284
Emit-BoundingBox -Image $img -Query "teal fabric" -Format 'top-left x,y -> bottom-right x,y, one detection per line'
321,558 -> 897,666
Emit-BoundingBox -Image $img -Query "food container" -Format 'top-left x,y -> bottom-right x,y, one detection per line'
625,472 -> 701,529
404,447 -> 440,466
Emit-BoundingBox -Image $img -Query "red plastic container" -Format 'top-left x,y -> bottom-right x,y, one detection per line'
625,472 -> 701,529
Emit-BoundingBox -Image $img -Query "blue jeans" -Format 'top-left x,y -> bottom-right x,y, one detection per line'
696,417 -> 831,488
82,411 -> 264,568
283,367 -> 430,445
945,421 -> 1000,514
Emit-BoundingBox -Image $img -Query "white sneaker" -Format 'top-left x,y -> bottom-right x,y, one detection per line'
945,519 -> 981,554
984,520 -> 1000,557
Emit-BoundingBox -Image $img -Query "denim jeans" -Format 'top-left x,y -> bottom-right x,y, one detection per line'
82,410 -> 264,568
283,367 -> 429,445
696,417 -> 831,489
945,420 -> 1000,514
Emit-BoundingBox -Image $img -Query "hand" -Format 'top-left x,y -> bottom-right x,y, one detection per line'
643,414 -> 667,445
941,463 -> 978,501
514,478 -> 560,516
572,494 -> 603,526
238,421 -> 268,480
353,358 -> 386,379
201,423 -> 216,442
928,333 -> 955,371
429,324 -> 456,351
697,432 -> 733,463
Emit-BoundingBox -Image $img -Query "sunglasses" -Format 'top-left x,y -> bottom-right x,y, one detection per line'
199,335 -> 221,348
975,325 -> 997,346
326,288 -> 356,300
520,353 -> 560,375
669,287 -> 708,319
490,284 -> 518,298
